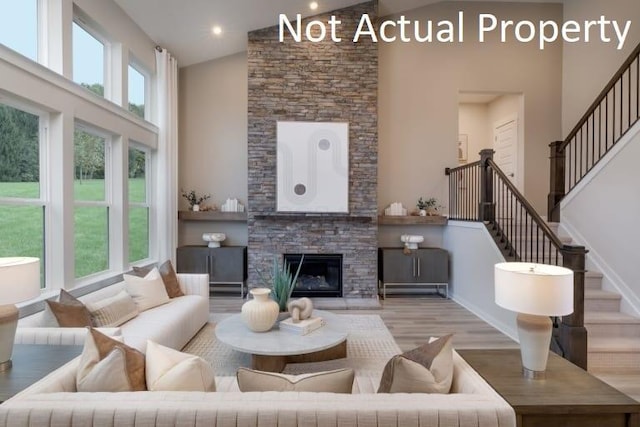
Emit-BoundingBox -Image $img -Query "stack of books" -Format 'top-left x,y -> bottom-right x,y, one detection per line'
279,316 -> 325,335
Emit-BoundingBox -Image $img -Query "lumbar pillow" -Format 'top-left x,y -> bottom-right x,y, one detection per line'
132,260 -> 184,298
77,328 -> 146,392
86,290 -> 139,327
237,368 -> 354,393
378,334 -> 454,394
145,340 -> 215,391
123,267 -> 170,312
45,289 -> 94,327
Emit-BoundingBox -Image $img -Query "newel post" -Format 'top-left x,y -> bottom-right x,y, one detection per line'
478,149 -> 495,222
557,244 -> 588,370
548,141 -> 565,222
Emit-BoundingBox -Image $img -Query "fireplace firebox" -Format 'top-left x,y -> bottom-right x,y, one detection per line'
284,254 -> 342,298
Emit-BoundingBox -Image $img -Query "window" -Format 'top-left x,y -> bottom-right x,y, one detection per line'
128,65 -> 146,119
128,145 -> 149,262
72,21 -> 105,97
0,0 -> 38,61
74,126 -> 109,278
0,102 -> 45,286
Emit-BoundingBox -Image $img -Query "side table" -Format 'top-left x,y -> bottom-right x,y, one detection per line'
0,344 -> 82,402
458,349 -> 640,427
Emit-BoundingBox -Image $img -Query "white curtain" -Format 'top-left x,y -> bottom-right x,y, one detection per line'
155,48 -> 179,263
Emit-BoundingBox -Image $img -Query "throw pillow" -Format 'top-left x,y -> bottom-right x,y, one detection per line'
237,368 -> 354,393
77,328 -> 146,392
123,267 -> 170,312
378,334 -> 454,394
145,340 -> 216,391
45,289 -> 93,327
133,260 -> 184,298
86,290 -> 139,327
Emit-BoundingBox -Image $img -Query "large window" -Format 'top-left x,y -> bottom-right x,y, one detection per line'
72,21 -> 105,97
128,145 -> 149,263
74,126 -> 109,278
0,102 -> 45,285
0,0 -> 38,61
128,65 -> 146,119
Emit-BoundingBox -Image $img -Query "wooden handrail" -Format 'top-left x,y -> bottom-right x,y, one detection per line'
445,160 -> 481,175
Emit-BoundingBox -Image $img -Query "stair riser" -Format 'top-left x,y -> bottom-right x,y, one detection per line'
588,351 -> 640,373
587,323 -> 640,338
585,298 -> 621,312
585,276 -> 603,290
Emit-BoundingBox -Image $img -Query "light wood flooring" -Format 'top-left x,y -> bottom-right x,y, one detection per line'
210,295 -> 640,401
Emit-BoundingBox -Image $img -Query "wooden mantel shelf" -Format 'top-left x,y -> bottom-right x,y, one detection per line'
378,215 -> 448,225
178,211 -> 247,222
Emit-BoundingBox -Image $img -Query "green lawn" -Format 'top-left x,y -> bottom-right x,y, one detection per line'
0,179 -> 148,280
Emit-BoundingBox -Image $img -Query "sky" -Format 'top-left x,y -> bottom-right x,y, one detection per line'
0,0 -> 145,106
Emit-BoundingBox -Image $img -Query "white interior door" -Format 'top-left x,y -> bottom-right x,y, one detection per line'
493,115 -> 518,185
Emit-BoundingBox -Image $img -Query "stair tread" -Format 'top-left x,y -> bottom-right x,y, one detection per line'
589,337 -> 640,351
585,271 -> 604,279
585,311 -> 640,324
585,289 -> 621,300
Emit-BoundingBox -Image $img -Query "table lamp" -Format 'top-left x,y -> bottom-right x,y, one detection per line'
495,262 -> 573,379
0,257 -> 41,371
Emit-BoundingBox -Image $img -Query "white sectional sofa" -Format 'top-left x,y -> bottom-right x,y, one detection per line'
15,273 -> 210,352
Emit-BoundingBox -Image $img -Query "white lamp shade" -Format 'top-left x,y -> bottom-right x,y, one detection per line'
495,262 -> 574,316
0,257 -> 41,305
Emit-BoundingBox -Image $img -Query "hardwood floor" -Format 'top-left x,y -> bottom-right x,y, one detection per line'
210,295 -> 640,401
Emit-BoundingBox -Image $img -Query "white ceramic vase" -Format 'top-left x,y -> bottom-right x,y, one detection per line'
192,204 -> 200,212
241,288 -> 279,332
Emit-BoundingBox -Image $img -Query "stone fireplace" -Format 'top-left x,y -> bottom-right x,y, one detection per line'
247,1 -> 378,298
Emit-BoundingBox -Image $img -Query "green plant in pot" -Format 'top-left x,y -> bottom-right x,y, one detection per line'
256,255 -> 305,312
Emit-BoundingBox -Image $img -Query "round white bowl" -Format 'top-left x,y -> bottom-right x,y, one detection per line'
202,232 -> 226,248
400,234 -> 424,250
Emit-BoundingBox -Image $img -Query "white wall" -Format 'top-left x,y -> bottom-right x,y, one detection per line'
561,124 -> 640,316
562,0 -> 640,137
443,221 -> 517,340
178,52 -> 248,246
458,103 -> 490,164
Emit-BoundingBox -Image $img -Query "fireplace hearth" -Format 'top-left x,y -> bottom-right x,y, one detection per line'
284,254 -> 342,298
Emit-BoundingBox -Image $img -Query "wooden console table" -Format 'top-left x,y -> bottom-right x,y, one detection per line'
458,349 -> 640,427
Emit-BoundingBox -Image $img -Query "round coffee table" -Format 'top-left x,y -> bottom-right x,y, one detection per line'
215,309 -> 347,372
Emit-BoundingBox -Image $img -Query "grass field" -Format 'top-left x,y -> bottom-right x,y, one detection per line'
0,179 -> 148,279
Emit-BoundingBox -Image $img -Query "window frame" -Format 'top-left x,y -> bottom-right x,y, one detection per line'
71,14 -> 110,99
128,58 -> 150,121
127,141 -> 152,265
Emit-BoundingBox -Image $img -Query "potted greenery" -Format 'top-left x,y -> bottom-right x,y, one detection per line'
181,189 -> 210,211
256,255 -> 305,312
417,197 -> 438,216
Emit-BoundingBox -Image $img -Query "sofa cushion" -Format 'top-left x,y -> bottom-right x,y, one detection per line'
237,368 -> 354,393
133,260 -> 184,298
145,340 -> 215,391
378,334 -> 453,394
46,289 -> 93,327
123,268 -> 170,312
77,328 -> 146,392
86,290 -> 139,327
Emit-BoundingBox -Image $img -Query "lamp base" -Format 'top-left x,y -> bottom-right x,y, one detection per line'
0,303 -> 19,372
522,367 -> 545,380
517,313 -> 552,379
0,359 -> 11,372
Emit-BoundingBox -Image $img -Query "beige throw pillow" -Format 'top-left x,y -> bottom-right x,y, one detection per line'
77,328 -> 146,392
133,260 -> 184,298
86,290 -> 139,327
237,368 -> 354,393
145,340 -> 215,391
378,334 -> 454,394
45,289 -> 93,327
123,267 -> 170,312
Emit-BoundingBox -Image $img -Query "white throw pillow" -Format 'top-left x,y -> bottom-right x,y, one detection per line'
145,340 -> 216,391
86,290 -> 139,327
123,268 -> 170,312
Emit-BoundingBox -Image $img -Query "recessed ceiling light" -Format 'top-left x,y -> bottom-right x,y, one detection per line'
309,2 -> 319,10
212,26 -> 223,36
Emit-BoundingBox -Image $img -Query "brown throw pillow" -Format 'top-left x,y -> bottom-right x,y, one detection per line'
133,260 -> 184,298
378,334 -> 454,394
46,289 -> 94,327
76,328 -> 146,392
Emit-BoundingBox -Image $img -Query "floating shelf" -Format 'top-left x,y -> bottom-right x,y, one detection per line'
377,215 -> 448,225
254,213 -> 373,223
178,211 -> 247,222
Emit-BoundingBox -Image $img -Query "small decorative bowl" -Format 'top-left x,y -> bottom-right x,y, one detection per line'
202,233 -> 226,248
400,234 -> 424,250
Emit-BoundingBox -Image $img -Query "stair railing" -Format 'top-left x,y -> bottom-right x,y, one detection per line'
549,42 -> 640,221
447,149 -> 588,370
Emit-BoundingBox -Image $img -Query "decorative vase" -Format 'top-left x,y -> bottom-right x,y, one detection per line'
192,204 -> 200,212
241,288 -> 279,332
419,209 -> 427,216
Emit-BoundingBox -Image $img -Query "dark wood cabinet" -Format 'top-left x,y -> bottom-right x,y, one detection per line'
176,246 -> 247,296
378,247 -> 449,298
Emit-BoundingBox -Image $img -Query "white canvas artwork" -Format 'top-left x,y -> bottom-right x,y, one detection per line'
277,121 -> 349,213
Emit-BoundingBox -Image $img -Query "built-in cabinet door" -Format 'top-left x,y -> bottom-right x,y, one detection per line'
209,247 -> 246,283
176,246 -> 209,275
415,248 -> 449,283
381,249 -> 415,283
